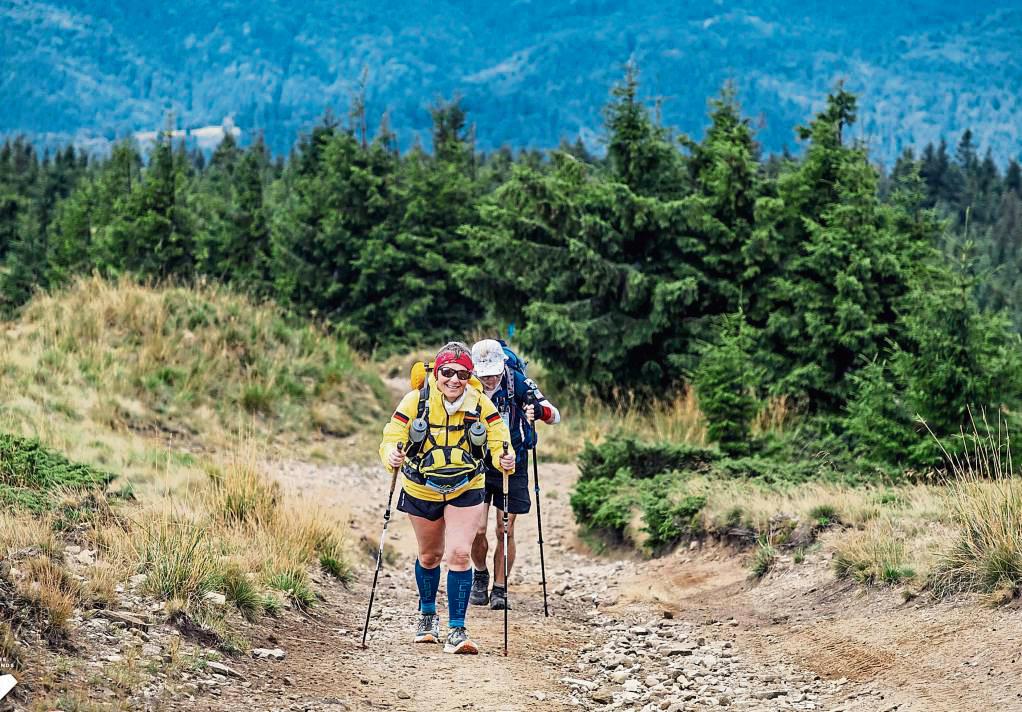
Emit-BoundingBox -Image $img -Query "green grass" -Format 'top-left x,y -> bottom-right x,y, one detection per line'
136,520 -> 219,604
808,503 -> 840,527
833,523 -> 915,586
266,568 -> 315,610
750,537 -> 777,578
319,552 -> 353,583
216,565 -> 262,622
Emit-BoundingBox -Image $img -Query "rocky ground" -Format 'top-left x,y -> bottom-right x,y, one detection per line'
192,460 -> 877,712
7,459 -> 1022,711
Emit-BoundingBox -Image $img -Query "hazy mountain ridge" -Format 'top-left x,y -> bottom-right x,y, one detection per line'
2,0 -> 1020,162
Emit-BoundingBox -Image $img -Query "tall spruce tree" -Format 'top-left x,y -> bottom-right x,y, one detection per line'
764,87 -> 922,408
603,64 -> 684,200
93,135 -> 196,278
270,125 -> 392,322
195,135 -> 272,290
679,85 -> 767,322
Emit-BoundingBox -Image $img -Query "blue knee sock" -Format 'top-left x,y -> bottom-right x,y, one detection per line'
415,560 -> 441,615
448,569 -> 473,628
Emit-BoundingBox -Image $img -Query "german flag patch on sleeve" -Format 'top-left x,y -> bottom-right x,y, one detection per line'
393,411 -> 410,424
485,412 -> 501,424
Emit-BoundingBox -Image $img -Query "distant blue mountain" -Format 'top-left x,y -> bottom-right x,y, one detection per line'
2,0 -> 1021,163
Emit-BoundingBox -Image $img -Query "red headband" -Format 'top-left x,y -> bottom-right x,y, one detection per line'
435,350 -> 474,372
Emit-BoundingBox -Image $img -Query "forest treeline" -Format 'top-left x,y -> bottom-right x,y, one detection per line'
2,70 -> 1021,471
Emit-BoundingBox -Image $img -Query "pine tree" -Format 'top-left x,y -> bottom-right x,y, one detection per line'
1006,160 -> 1022,196
94,134 -> 196,278
603,64 -> 683,199
764,87 -> 922,408
269,126 -> 395,328
0,199 -> 48,312
841,358 -> 916,468
693,311 -> 761,455
893,259 -> 1022,446
679,84 -> 765,320
196,136 -> 272,290
48,141 -> 141,282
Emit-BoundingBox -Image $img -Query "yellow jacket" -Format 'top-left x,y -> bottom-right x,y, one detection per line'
379,378 -> 512,502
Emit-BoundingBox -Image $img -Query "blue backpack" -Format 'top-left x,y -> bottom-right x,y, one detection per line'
498,339 -> 528,379
497,340 -> 538,448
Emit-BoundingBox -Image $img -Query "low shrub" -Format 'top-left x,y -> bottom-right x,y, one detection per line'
641,477 -> 706,551
577,435 -> 718,482
0,433 -> 114,512
570,470 -> 640,541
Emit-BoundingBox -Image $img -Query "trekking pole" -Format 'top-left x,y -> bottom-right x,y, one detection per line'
502,441 -> 511,657
532,445 -> 550,617
361,442 -> 404,648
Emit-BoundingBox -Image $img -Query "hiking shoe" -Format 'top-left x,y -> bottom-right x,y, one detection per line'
469,569 -> 490,606
414,613 -> 441,644
489,585 -> 512,611
443,626 -> 479,654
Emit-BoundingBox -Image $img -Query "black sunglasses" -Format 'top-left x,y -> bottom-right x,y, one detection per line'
438,366 -> 471,381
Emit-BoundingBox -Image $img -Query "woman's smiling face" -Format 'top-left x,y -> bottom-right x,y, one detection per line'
437,365 -> 470,401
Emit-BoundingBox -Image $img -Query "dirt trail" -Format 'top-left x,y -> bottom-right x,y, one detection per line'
192,460 -> 1022,712
192,461 -> 827,712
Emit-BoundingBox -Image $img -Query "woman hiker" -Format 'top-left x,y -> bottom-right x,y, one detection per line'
380,342 -> 514,654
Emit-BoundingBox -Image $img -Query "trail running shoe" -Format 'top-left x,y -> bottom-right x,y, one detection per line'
414,613 -> 441,644
489,585 -> 512,611
443,626 -> 479,655
469,569 -> 490,606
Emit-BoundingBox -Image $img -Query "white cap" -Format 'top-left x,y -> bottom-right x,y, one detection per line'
472,339 -> 506,377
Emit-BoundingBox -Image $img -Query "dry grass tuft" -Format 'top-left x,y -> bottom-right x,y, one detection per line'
16,555 -> 81,634
834,518 -> 916,585
204,454 -> 280,525
926,413 -> 1022,600
134,515 -> 219,605
751,395 -> 796,436
82,561 -> 121,608
0,509 -> 60,556
542,386 -> 707,462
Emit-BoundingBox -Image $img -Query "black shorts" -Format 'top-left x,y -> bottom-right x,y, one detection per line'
482,464 -> 531,514
396,486 -> 485,522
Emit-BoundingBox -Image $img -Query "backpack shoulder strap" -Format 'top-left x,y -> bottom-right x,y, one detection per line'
416,384 -> 428,418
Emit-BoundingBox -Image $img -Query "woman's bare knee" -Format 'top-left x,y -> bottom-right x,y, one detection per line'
446,545 -> 471,569
418,551 -> 443,568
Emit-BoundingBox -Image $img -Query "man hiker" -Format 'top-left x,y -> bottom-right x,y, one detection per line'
469,339 -> 560,610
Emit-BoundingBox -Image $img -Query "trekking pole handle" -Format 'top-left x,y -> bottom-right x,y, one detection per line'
386,442 -> 404,500
391,442 -> 405,474
502,441 -> 512,481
